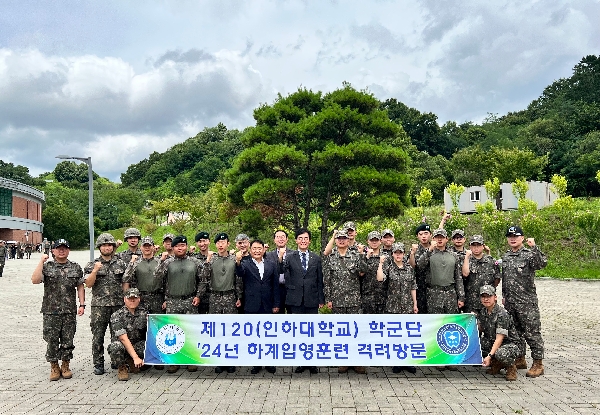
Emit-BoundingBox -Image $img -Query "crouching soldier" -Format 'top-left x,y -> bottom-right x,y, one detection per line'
478,285 -> 521,381
108,288 -> 147,381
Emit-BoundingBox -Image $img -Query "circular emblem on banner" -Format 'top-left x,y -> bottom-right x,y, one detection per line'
436,323 -> 469,355
156,324 -> 185,354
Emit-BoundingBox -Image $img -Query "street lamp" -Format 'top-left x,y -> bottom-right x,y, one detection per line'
55,155 -> 95,262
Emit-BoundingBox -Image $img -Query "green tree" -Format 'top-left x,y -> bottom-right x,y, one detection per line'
43,201 -> 89,248
0,160 -> 42,186
227,85 -> 411,247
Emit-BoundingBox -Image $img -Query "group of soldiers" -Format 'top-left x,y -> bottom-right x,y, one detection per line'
0,240 -> 37,262
30,220 -> 547,383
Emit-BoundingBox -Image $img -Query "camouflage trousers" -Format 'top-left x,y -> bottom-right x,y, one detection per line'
481,340 -> 520,367
505,301 -> 544,360
332,306 -> 361,314
198,292 -> 210,314
426,286 -> 459,314
43,313 -> 76,362
209,292 -> 238,314
361,300 -> 386,314
141,292 -> 165,314
90,305 -> 121,366
107,340 -> 145,366
165,296 -> 198,314
415,277 -> 428,314
463,292 -> 484,314
0,262 -> 4,277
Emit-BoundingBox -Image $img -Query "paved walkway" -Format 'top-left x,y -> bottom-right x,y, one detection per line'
0,251 -> 599,414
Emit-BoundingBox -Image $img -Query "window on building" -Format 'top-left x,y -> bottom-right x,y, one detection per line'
470,191 -> 480,202
0,188 -> 12,216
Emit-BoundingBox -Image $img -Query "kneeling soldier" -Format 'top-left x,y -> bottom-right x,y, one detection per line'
478,285 -> 521,381
108,288 -> 147,381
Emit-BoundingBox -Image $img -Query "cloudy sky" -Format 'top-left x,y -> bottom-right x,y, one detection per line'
1,0 -> 599,182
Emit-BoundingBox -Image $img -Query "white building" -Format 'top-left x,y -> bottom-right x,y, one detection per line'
444,181 -> 558,213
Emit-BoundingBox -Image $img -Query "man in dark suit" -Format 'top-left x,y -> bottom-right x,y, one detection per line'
236,239 -> 280,374
278,228 -> 324,374
264,230 -> 293,314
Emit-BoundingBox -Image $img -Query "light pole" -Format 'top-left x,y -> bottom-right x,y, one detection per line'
55,155 -> 95,262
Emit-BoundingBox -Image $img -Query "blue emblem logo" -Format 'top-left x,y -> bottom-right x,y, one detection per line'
436,323 -> 469,355
156,324 -> 185,354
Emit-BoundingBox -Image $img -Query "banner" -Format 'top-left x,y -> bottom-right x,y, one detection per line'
144,314 -> 482,366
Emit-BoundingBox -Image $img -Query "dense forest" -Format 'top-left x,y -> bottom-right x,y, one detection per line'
2,55 -> 600,250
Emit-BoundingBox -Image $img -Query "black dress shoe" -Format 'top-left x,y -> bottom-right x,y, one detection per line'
308,366 -> 318,374
405,366 -> 417,374
251,366 -> 261,374
392,366 -> 402,373
265,366 -> 276,373
215,366 -> 223,373
294,366 -> 306,373
226,366 -> 236,373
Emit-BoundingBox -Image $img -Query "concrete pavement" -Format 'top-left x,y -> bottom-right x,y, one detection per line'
0,250 -> 599,414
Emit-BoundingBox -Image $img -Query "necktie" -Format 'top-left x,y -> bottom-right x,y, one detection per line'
301,252 -> 307,271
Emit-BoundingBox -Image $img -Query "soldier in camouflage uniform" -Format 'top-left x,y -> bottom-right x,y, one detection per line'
501,225 -> 547,378
84,233 -> 128,375
409,223 -> 432,314
380,229 -> 395,257
478,285 -> 521,381
324,229 -> 367,374
43,239 -> 51,255
123,236 -> 164,315
107,288 -> 147,381
362,231 -> 388,314
200,232 -> 242,373
117,228 -> 142,263
322,221 -> 363,259
154,235 -> 203,373
0,240 -> 6,277
162,233 -> 175,257
462,235 -> 500,314
190,231 -> 212,314
25,242 -> 33,259
377,242 -> 418,374
417,229 -> 465,315
31,239 -> 85,381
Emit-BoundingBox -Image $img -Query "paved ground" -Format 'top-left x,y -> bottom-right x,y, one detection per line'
0,250 -> 599,415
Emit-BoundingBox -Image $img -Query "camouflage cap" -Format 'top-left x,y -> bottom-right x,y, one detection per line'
451,229 -> 465,238
53,239 -> 70,249
480,285 -> 496,296
367,231 -> 382,240
235,233 -> 250,242
124,288 -> 141,298
432,228 -> 447,238
141,236 -> 155,246
506,225 -> 523,236
391,242 -> 405,253
124,228 -> 141,239
336,229 -> 349,238
381,229 -> 394,237
343,221 -> 357,231
162,233 -> 175,242
469,235 -> 484,245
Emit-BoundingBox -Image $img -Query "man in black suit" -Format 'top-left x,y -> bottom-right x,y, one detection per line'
278,228 -> 325,374
265,230 -> 293,314
236,239 -> 280,374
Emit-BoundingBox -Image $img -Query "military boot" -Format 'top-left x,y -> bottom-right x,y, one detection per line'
515,355 -> 527,369
485,357 -> 503,375
50,362 -> 61,381
61,360 -> 72,379
505,364 -> 517,381
526,359 -> 544,377
338,366 -> 349,374
118,364 -> 129,381
353,366 -> 366,374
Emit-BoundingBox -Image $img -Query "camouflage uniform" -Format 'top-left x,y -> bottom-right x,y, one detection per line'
418,249 -> 465,314
84,256 -> 128,367
43,241 -> 51,255
154,255 -> 203,314
324,250 -> 367,314
412,245 -> 430,314
25,243 -> 33,259
40,260 -> 85,362
123,256 -> 164,314
107,306 -> 147,366
448,246 -> 466,266
361,253 -> 388,314
190,251 -> 210,314
463,255 -> 500,313
478,303 -> 521,366
382,260 -> 417,314
501,246 -> 547,360
200,254 -> 243,314
117,248 -> 143,264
